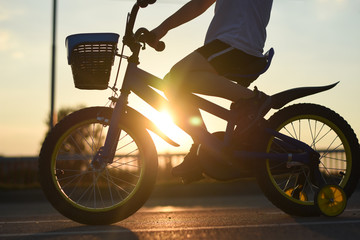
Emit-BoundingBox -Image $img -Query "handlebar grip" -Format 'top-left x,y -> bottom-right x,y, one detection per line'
154,41 -> 165,52
137,0 -> 156,8
146,31 -> 165,52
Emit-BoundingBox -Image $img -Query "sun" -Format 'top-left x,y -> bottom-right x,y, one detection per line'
149,109 -> 191,151
153,109 -> 183,139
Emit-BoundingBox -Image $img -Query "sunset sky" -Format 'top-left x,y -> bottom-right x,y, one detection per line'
1,0 -> 360,156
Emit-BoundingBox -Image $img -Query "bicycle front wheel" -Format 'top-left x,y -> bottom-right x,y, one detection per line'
39,107 -> 158,225
257,104 -> 360,216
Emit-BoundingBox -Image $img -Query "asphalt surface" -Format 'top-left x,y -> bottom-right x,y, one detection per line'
1,180 -> 360,239
0,179 -> 257,201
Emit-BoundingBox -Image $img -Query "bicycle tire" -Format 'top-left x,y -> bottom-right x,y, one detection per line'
256,103 -> 360,216
39,107 -> 158,225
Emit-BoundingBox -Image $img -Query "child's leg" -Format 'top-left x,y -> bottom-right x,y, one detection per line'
164,51 -> 256,102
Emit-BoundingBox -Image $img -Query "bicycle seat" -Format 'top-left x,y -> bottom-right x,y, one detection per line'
224,48 -> 275,87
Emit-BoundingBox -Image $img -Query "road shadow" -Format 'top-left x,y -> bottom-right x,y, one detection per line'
293,215 -> 360,240
17,225 -> 139,240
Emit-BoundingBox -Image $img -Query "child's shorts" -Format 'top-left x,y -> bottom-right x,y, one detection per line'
196,39 -> 266,87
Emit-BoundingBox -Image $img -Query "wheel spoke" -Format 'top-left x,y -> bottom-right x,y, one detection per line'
267,109 -> 353,205
52,118 -> 145,210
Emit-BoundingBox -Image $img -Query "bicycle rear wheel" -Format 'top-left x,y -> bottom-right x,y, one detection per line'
257,104 -> 360,216
39,107 -> 158,225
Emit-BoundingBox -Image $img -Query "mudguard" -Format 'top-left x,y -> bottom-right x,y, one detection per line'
270,82 -> 339,109
124,106 -> 179,147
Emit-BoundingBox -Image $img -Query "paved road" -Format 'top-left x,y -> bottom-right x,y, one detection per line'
1,181 -> 360,239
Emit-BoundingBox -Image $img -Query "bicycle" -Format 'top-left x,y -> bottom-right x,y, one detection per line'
39,0 -> 360,225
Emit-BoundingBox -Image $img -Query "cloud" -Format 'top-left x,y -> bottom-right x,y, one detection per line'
0,30 -> 24,59
11,51 -> 25,59
317,0 -> 347,4
0,4 -> 26,57
0,4 -> 25,22
314,0 -> 349,20
0,30 -> 11,51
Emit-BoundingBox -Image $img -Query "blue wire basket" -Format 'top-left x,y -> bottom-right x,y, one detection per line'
66,33 -> 120,90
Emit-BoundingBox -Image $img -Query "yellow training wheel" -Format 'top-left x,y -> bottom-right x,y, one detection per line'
285,186 -> 308,201
316,185 -> 347,217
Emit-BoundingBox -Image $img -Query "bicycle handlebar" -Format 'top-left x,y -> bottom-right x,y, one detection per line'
144,31 -> 166,52
137,0 -> 156,8
124,0 -> 166,53
134,28 -> 165,52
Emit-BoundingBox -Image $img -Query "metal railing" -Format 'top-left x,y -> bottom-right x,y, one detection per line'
0,150 -> 346,189
0,154 -> 186,189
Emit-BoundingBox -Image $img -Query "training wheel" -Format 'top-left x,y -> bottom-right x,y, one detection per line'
285,187 -> 308,201
315,185 -> 347,217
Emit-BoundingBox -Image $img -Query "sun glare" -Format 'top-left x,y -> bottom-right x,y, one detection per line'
155,110 -> 180,136
150,109 -> 190,147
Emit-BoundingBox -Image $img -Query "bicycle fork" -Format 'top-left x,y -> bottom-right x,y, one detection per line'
91,91 -> 130,169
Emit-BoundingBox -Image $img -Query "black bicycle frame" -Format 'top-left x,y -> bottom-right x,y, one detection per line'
97,60 -> 317,170
93,0 -> 321,175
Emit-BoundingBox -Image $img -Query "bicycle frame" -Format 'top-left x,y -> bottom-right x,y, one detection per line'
92,0 -> 324,185
96,60 -> 317,169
